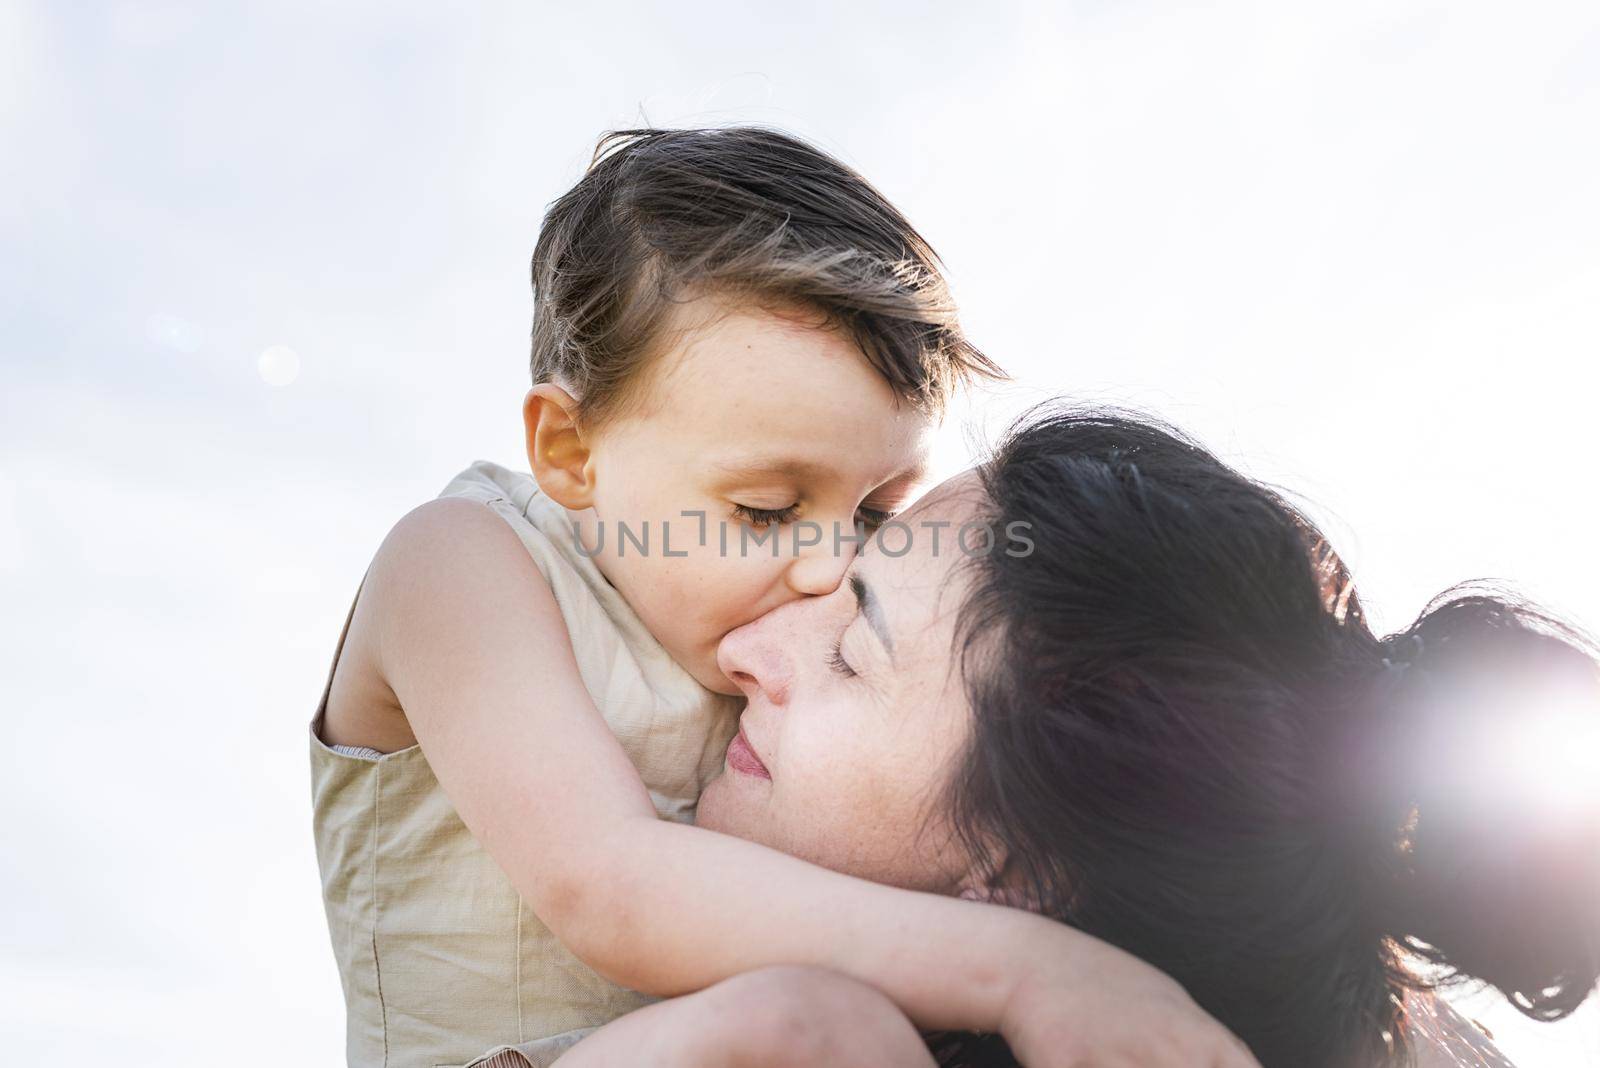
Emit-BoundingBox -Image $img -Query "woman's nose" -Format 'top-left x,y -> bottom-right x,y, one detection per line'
716,607 -> 798,706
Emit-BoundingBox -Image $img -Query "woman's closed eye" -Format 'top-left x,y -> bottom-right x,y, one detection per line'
827,636 -> 857,678
855,505 -> 895,530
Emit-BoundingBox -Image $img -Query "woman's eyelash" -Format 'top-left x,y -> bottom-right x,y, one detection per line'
856,506 -> 895,529
827,637 -> 857,678
732,503 -> 801,527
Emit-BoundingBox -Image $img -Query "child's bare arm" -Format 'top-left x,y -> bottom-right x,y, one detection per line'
365,499 -> 1258,1068
555,966 -> 936,1068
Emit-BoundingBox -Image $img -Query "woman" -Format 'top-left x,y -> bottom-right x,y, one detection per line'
560,407 -> 1599,1067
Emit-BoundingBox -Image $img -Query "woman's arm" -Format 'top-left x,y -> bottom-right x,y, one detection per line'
366,500 -> 1257,1068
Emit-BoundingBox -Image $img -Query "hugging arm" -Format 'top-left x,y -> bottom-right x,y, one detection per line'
363,500 -> 1258,1068
554,966 -> 936,1068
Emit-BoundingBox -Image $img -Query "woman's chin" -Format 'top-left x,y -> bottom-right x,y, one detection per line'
693,772 -> 731,831
694,771 -> 761,837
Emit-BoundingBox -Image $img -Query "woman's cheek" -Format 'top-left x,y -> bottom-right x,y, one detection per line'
789,727 -> 865,807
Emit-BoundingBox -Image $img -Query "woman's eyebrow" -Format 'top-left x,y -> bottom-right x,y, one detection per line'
850,572 -> 895,664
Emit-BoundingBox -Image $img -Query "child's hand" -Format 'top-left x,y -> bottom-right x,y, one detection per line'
1000,934 -> 1261,1068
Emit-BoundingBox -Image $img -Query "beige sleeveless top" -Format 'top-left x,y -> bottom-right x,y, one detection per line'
310,461 -> 742,1068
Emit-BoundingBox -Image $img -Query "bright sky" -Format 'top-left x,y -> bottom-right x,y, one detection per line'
2,1 -> 1597,1064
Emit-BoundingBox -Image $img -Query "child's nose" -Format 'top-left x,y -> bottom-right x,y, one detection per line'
783,525 -> 858,597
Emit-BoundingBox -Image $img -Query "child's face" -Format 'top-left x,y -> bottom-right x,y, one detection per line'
576,298 -> 934,695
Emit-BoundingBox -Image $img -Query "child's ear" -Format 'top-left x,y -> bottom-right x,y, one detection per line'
523,385 -> 595,510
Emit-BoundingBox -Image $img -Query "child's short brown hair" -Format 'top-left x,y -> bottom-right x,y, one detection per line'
529,127 -> 999,426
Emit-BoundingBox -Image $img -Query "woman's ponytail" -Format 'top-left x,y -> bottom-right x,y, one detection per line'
1371,588 -> 1600,1021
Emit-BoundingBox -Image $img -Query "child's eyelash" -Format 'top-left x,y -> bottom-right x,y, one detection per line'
827,638 -> 857,678
730,503 -> 895,530
731,503 -> 801,528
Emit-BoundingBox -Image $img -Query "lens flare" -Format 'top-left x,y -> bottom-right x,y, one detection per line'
1501,694 -> 1600,820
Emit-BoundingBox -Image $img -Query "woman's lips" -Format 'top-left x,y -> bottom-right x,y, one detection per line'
726,727 -> 771,779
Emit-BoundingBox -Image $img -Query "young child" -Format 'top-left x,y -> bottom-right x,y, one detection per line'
311,128 -> 1256,1068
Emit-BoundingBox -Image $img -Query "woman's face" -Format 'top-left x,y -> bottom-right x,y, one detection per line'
695,471 -> 989,895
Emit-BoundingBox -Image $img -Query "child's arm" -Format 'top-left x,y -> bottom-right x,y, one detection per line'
555,966 -> 936,1068
361,500 -> 1258,1068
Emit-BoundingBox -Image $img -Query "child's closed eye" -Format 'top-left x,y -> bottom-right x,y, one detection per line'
731,502 -> 801,528
730,503 -> 898,530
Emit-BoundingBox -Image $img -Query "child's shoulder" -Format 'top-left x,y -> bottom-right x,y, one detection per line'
363,454 -> 589,634
319,481 -> 557,753
377,495 -> 535,580
373,460 -> 550,578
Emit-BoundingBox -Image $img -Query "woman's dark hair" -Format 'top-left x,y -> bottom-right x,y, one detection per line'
934,407 -> 1600,1067
529,126 -> 1000,427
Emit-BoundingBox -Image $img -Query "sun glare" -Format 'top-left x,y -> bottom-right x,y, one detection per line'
1500,694 -> 1600,820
